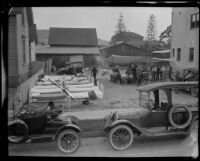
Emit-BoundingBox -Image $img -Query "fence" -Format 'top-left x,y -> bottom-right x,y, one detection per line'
8,68 -> 44,117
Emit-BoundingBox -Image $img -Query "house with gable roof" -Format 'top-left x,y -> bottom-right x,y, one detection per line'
36,27 -> 101,69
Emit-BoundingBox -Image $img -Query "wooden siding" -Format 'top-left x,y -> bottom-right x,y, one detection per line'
16,8 -> 30,76
8,68 -> 44,116
8,15 -> 18,76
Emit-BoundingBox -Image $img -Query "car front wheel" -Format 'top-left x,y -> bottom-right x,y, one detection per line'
57,129 -> 80,154
108,125 -> 134,151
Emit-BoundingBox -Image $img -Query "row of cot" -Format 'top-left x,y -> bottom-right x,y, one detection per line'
29,75 -> 104,103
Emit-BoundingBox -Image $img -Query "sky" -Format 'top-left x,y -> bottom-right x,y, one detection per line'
33,7 -> 172,41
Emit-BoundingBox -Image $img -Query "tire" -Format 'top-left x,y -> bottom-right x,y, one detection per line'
191,88 -> 198,97
168,105 -> 192,129
57,129 -> 80,154
190,120 -> 198,143
8,119 -> 29,143
108,125 -> 134,151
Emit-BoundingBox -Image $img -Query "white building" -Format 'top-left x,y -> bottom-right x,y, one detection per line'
171,7 -> 199,71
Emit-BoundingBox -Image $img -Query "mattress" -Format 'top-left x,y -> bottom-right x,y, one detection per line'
36,81 -> 53,86
33,85 -> 59,89
31,93 -> 66,99
64,80 -> 90,85
68,86 -> 98,93
65,83 -> 94,88
31,88 -> 62,93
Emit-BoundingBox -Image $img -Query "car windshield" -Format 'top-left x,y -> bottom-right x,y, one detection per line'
139,91 -> 149,109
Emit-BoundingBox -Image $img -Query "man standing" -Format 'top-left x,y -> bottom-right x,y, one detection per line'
131,64 -> 136,84
152,66 -> 157,81
92,67 -> 98,86
156,65 -> 160,81
136,65 -> 142,86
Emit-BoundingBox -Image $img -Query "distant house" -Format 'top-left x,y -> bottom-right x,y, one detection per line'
8,7 -> 39,87
36,27 -> 100,69
100,41 -> 150,58
110,31 -> 144,48
171,7 -> 199,71
98,38 -> 109,49
37,29 -> 49,45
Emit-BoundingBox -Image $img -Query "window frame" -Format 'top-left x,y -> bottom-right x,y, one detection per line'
22,36 -> 26,65
191,12 -> 199,29
189,47 -> 194,62
177,48 -> 181,61
21,10 -> 25,26
172,48 -> 175,57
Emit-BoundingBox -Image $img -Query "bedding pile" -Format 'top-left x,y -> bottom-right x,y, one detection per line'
30,75 -> 104,103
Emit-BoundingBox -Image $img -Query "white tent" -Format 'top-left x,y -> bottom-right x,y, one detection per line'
106,55 -> 152,65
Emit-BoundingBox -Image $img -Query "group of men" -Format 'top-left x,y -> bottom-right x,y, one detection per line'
111,63 -> 173,86
151,65 -> 173,81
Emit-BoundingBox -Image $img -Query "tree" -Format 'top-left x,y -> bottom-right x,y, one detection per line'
146,14 -> 157,41
159,25 -> 171,48
115,12 -> 126,34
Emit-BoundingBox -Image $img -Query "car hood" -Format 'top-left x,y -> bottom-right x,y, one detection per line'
116,107 -> 149,119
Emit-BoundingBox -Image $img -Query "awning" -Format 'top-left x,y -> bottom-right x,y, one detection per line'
36,46 -> 100,55
151,50 -> 170,54
106,55 -> 152,65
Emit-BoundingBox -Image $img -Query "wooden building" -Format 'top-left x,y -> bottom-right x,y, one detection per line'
8,7 -> 38,87
36,27 -> 100,69
100,42 -> 150,58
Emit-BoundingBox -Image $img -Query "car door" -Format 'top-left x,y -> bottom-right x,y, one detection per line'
139,90 -> 169,128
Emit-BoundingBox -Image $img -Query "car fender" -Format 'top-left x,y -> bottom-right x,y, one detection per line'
54,123 -> 82,140
188,115 -> 198,131
104,119 -> 143,135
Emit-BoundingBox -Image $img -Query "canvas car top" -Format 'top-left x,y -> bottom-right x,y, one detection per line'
137,81 -> 199,92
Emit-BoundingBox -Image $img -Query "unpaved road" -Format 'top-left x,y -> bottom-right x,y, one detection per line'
9,134 -> 198,157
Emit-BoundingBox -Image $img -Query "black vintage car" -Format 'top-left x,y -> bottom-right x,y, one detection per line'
104,81 -> 198,151
8,82 -> 198,154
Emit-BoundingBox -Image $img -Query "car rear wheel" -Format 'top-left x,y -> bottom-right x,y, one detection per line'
108,125 -> 134,151
168,105 -> 192,129
191,88 -> 198,97
57,129 -> 80,154
8,119 -> 29,143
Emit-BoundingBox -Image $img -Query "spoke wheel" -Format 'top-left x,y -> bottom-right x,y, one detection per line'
191,88 -> 198,97
190,121 -> 198,143
109,125 -> 134,151
57,129 -> 80,154
8,119 -> 29,143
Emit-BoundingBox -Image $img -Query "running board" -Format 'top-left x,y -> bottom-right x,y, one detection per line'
140,127 -> 189,137
28,134 -> 55,143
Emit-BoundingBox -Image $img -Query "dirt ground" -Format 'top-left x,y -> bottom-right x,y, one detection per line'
67,73 -> 198,111
8,72 -> 198,116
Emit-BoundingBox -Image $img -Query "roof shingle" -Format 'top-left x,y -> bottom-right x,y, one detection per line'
48,27 -> 98,46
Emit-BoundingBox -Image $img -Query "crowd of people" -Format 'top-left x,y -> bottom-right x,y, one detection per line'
110,64 -> 173,86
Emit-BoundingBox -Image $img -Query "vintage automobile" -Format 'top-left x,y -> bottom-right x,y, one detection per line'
104,81 -> 198,151
8,81 -> 198,154
55,62 -> 84,76
175,68 -> 199,97
183,68 -> 199,97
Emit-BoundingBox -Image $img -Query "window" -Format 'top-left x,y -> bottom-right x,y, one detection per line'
22,36 -> 26,64
172,48 -> 175,57
189,48 -> 194,62
21,11 -> 25,25
177,48 -> 181,61
191,13 -> 199,29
